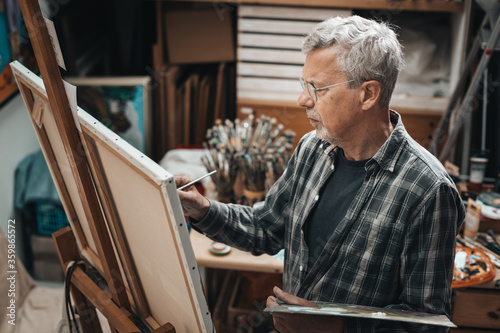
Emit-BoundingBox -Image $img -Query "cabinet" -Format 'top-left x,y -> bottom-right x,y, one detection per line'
450,269 -> 500,332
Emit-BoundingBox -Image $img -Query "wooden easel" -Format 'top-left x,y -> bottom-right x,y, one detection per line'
52,227 -> 175,333
16,0 -> 175,332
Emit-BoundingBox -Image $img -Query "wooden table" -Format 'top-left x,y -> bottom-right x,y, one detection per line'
451,268 -> 500,332
189,230 -> 283,273
189,230 -> 284,331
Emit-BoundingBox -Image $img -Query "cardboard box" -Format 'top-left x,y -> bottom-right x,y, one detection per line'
31,234 -> 64,281
164,8 -> 235,64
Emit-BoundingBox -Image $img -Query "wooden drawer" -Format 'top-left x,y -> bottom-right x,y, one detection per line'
452,289 -> 500,329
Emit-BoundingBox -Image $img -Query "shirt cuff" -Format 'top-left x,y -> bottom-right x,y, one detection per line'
188,198 -> 226,237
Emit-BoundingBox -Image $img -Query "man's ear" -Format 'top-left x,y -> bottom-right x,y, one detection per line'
360,80 -> 382,110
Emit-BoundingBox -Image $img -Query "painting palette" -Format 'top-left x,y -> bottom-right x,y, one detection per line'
452,245 -> 496,288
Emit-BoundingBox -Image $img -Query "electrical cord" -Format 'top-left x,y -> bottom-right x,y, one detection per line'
64,260 -> 84,333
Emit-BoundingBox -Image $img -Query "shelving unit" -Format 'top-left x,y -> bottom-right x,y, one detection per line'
165,0 -> 464,13
155,1 -> 469,154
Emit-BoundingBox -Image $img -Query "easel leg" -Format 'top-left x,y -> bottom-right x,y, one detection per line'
72,286 -> 104,333
152,323 -> 175,333
53,227 -> 103,333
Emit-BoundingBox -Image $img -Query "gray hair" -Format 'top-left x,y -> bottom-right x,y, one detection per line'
302,15 -> 405,108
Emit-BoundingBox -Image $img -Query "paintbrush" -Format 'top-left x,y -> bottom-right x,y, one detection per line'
178,170 -> 217,190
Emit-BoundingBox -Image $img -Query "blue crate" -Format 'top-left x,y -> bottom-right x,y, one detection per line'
35,201 -> 70,236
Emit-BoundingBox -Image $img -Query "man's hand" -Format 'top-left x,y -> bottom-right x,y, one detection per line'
175,174 -> 210,221
266,287 -> 344,333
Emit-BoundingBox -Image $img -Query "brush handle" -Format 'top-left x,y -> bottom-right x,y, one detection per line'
178,170 -> 217,190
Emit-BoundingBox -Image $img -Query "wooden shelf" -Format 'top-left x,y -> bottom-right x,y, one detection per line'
163,0 -> 464,13
237,98 -> 445,150
237,98 -> 447,116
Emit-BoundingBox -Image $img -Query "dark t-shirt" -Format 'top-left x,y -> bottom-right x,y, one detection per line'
304,149 -> 368,271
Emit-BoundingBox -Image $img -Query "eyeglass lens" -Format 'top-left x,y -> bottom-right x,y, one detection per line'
299,77 -> 317,101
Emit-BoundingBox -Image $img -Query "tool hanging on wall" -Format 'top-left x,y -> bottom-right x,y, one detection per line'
429,4 -> 500,164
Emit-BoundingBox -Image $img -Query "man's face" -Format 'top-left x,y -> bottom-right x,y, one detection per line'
298,47 -> 362,146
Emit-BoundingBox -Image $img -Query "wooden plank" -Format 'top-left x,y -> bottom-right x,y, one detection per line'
214,62 -> 227,123
238,83 -> 450,113
72,267 -> 142,333
162,0 -> 464,13
239,18 -> 318,34
14,73 -> 96,266
17,0 -> 131,313
175,80 -> 184,148
450,329 -> 497,333
390,94 -> 449,113
239,4 -> 351,20
238,77 -> 301,93
237,98 -> 302,111
238,48 -> 305,64
237,62 -> 302,79
157,65 -> 169,160
237,89 -> 299,102
152,0 -> 168,161
151,323 -> 175,333
183,74 -> 193,145
81,132 -> 151,320
189,72 -> 200,143
238,33 -> 304,50
52,227 -> 104,333
52,227 -> 82,277
32,97 -> 44,128
153,0 -> 166,66
166,66 -> 181,150
196,70 -> 214,145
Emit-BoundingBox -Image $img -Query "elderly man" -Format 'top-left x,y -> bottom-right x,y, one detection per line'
176,15 -> 465,332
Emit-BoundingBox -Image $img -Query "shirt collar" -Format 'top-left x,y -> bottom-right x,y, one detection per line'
320,110 -> 406,173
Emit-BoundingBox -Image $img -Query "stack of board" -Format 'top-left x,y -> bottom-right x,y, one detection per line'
237,5 -> 351,102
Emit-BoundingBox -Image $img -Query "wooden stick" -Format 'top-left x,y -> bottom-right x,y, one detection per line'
18,0 -> 130,312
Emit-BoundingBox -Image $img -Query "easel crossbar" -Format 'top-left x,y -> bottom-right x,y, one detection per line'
53,227 -> 176,333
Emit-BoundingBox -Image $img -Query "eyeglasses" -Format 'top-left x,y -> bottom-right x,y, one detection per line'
299,77 -> 354,101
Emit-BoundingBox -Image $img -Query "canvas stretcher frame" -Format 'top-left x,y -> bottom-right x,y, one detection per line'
14,0 -> 132,313
10,60 -> 134,319
10,60 -> 115,282
79,103 -> 213,332
11,60 -> 214,332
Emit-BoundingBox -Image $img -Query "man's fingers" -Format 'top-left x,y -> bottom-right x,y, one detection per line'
174,174 -> 191,187
266,295 -> 279,308
273,286 -> 296,304
273,286 -> 317,307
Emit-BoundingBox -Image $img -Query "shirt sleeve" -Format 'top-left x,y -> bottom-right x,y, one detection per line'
189,135 -> 305,256
344,182 -> 465,333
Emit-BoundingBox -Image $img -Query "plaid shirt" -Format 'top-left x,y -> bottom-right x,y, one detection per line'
193,111 -> 465,332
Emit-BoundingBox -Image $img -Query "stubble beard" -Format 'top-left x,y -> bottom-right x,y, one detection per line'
306,108 -> 339,145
